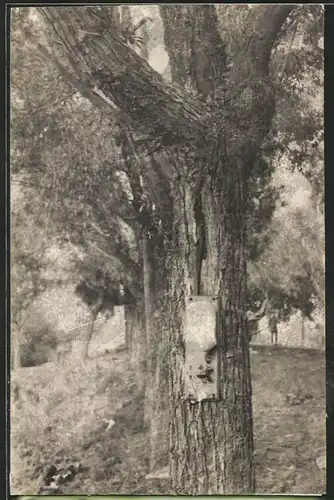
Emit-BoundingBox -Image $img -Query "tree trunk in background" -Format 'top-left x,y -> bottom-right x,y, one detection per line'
124,306 -> 132,349
125,301 -> 146,390
143,233 -> 155,425
143,167 -> 173,472
301,312 -> 305,347
82,299 -> 103,360
146,239 -> 170,473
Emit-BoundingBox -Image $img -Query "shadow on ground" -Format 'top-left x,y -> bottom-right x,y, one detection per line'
10,344 -> 325,495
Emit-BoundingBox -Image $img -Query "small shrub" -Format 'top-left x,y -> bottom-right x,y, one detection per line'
20,321 -> 58,367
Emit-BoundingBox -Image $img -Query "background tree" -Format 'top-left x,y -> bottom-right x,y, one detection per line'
249,200 -> 324,345
11,5 -> 172,473
245,4 -> 323,321
10,185 -> 69,369
11,5 -> 146,367
73,258 -> 134,359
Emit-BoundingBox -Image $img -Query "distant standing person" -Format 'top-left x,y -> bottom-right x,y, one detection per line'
268,311 -> 278,347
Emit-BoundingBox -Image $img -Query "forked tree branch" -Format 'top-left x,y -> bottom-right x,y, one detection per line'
233,5 -> 294,78
37,6 -> 293,146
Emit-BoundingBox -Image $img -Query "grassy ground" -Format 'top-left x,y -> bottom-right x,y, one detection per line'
10,344 -> 325,495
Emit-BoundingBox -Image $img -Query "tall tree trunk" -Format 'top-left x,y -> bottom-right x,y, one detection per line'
83,299 -> 103,360
143,233 -> 155,425
142,179 -> 173,472
125,300 -> 146,390
169,158 -> 255,494
124,305 -> 133,349
301,312 -> 305,347
146,238 -> 171,473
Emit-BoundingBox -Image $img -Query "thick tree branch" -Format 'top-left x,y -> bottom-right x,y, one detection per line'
37,6 -> 211,146
234,5 -> 294,78
37,6 -> 292,152
160,5 -> 228,98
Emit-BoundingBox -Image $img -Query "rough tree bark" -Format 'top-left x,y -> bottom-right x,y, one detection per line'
145,197 -> 173,473
168,148 -> 256,493
38,4 -> 293,493
144,233 -> 171,473
118,115 -> 171,461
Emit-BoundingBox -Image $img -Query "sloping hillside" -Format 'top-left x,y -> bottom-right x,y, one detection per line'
11,345 -> 325,495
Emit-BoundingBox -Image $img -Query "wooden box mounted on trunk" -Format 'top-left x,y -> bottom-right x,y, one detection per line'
184,296 -> 219,401
170,294 -> 255,493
